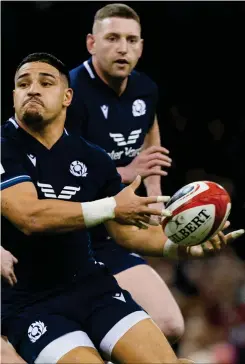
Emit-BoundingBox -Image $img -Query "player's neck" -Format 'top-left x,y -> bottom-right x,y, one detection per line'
92,58 -> 127,96
15,116 -> 65,149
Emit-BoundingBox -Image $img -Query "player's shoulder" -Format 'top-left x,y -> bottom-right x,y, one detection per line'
75,134 -> 112,163
1,119 -> 23,157
78,134 -> 108,155
1,118 -> 18,144
69,61 -> 91,88
130,69 -> 158,94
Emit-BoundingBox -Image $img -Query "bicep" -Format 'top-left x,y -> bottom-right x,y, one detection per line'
1,142 -> 39,224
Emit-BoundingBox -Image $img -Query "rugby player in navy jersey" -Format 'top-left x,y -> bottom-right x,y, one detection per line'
66,2 -> 183,342
1,52 -> 208,364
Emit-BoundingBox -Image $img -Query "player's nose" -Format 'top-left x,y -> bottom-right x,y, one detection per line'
27,81 -> 42,95
117,38 -> 128,54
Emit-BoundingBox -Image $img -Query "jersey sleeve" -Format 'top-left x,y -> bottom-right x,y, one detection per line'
0,138 -> 32,191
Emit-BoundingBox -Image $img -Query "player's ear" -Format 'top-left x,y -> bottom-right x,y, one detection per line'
86,33 -> 96,55
138,38 -> 144,58
13,89 -> 16,108
63,88 -> 73,107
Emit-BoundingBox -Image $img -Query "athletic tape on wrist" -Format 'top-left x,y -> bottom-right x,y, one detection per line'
81,197 -> 116,228
163,239 -> 178,258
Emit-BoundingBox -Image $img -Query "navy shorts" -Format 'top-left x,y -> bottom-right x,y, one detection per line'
93,238 -> 147,275
4,267 -> 148,363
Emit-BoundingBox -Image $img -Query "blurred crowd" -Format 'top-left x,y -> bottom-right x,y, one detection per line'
147,104 -> 245,363
148,248 -> 245,363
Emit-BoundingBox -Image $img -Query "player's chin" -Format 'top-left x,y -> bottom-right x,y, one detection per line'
112,68 -> 131,79
22,110 -> 44,127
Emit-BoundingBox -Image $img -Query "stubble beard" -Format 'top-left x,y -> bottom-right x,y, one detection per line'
22,109 -> 45,131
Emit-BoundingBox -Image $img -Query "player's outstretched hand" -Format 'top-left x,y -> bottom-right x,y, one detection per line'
186,221 -> 245,258
123,146 -> 172,183
0,247 -> 18,286
114,175 -> 172,228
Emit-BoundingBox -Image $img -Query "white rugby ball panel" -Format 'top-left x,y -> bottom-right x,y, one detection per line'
164,204 -> 215,246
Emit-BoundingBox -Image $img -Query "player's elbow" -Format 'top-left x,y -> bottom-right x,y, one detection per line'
18,216 -> 45,235
15,207 -> 47,235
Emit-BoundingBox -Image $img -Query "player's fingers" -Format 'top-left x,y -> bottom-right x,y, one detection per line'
11,271 -> 18,285
224,229 -> 245,244
6,275 -> 14,287
139,207 -> 161,217
129,175 -> 142,191
189,245 -> 204,257
133,220 -> 149,229
140,205 -> 172,217
141,214 -> 160,226
12,255 -> 18,264
144,146 -> 170,155
209,231 -> 225,249
143,195 -> 171,205
222,220 -> 231,230
161,208 -> 173,217
146,153 -> 172,164
201,241 -> 216,255
147,159 -> 172,169
144,169 -> 168,177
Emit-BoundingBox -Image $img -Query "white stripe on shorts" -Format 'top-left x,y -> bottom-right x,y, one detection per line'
99,310 -> 150,359
35,330 -> 95,364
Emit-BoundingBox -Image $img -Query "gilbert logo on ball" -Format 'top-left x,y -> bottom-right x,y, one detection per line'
162,181 -> 231,246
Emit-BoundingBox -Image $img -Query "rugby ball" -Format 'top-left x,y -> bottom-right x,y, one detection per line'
162,181 -> 231,246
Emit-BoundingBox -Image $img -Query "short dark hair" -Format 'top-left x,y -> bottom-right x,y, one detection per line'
15,52 -> 70,86
93,3 -> 141,28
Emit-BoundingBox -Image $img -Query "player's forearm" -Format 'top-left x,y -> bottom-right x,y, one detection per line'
8,199 -> 86,234
144,175 -> 162,196
142,116 -> 161,151
105,221 -> 169,257
3,198 -> 116,235
105,220 -> 187,259
142,117 -> 162,194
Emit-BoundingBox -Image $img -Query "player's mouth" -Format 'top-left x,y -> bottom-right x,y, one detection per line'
24,98 -> 44,107
114,59 -> 129,65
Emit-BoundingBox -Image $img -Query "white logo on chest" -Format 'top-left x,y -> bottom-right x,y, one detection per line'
109,129 -> 142,146
37,182 -> 80,200
132,99 -> 146,117
70,161 -> 88,177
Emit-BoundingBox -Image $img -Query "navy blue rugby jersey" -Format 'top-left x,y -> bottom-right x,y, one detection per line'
67,58 -> 158,168
1,118 -> 123,319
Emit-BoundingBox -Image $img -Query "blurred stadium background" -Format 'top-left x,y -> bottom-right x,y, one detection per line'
2,2 -> 245,363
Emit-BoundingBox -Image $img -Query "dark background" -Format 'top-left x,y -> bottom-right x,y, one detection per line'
2,1 -> 245,258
